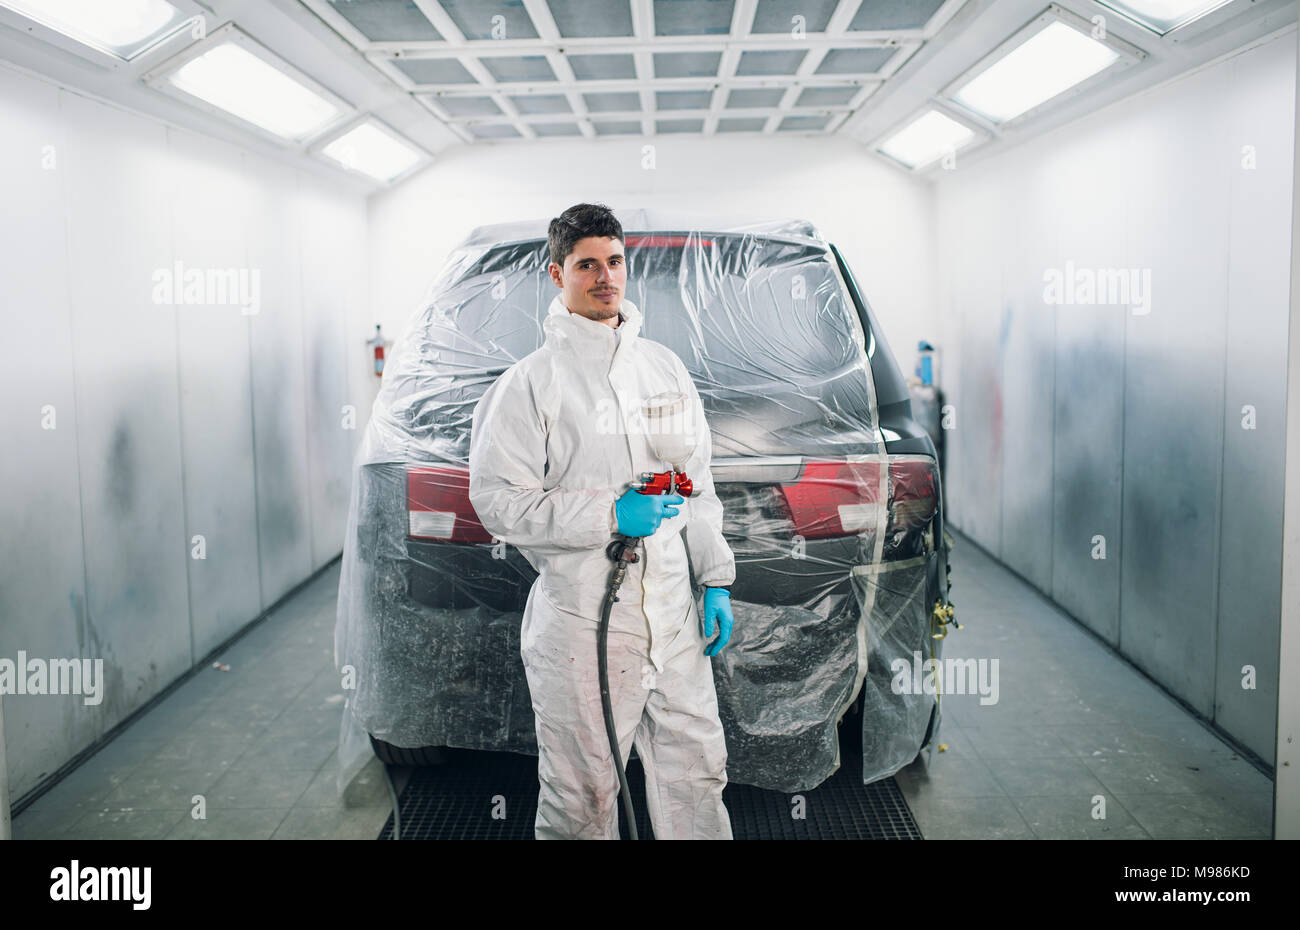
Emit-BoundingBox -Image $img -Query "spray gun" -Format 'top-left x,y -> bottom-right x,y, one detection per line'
599,391 -> 696,840
604,391 -> 696,563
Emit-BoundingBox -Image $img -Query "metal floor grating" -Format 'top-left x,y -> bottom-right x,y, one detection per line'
379,740 -> 923,840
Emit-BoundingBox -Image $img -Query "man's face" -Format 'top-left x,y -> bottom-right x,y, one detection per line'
549,235 -> 625,327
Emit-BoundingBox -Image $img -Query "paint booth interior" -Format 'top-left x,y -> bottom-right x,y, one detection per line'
0,0 -> 1296,841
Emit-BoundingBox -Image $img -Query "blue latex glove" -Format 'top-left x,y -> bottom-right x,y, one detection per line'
615,490 -> 683,537
702,587 -> 734,657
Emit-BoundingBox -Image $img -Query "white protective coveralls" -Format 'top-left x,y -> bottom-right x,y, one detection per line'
468,292 -> 736,840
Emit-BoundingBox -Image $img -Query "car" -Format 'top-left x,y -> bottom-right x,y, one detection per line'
334,210 -> 954,795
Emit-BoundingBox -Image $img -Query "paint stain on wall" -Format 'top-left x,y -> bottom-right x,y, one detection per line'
105,420 -> 135,516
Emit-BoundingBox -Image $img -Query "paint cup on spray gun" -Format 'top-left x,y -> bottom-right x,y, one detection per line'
640,392 -> 696,497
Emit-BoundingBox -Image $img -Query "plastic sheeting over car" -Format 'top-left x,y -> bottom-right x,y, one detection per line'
334,208 -> 947,798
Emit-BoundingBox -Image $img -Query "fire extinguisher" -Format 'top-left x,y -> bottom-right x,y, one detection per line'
367,324 -> 387,378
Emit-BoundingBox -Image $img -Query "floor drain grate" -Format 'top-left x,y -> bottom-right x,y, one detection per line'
379,747 -> 922,840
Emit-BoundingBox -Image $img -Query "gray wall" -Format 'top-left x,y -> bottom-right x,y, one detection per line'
0,64 -> 371,801
935,31 -> 1295,764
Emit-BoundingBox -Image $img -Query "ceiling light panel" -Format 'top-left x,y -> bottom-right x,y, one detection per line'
877,108 -> 977,169
0,0 -> 192,60
169,44 -> 338,138
1093,0 -> 1234,35
146,25 -> 350,142
318,118 -> 424,181
949,18 -> 1126,123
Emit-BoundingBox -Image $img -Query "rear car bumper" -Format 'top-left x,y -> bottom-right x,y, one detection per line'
347,483 -> 946,791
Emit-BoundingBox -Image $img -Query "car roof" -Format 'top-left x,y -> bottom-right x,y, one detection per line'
457,210 -> 827,250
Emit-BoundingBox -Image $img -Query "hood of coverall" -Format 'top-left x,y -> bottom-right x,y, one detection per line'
543,292 -> 643,365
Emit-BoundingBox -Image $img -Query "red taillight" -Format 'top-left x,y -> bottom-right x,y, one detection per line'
779,460 -> 884,540
407,466 -> 492,544
776,456 -> 938,540
887,455 -> 939,531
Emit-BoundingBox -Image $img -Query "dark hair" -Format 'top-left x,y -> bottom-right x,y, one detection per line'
547,202 -> 624,268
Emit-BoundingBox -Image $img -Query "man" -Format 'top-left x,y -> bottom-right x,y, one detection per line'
468,202 -> 736,840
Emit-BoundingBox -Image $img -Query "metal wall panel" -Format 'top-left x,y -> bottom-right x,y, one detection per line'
166,128 -> 261,658
951,181 -> 1007,558
1118,66 -> 1232,719
1040,131 -> 1129,646
0,69 -> 94,799
60,91 -> 193,724
298,185 -> 362,569
0,74 -> 370,799
999,150 -> 1055,593
245,158 -> 314,609
1215,35 -> 1294,762
938,32 -> 1293,751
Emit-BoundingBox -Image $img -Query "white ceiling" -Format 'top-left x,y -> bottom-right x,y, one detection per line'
299,0 -> 967,143
0,0 -> 1294,188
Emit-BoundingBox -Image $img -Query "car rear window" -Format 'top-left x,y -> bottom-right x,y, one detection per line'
393,233 -> 879,456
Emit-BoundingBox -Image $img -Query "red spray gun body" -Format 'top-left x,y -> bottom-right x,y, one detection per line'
606,471 -> 693,565
636,469 -> 693,498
